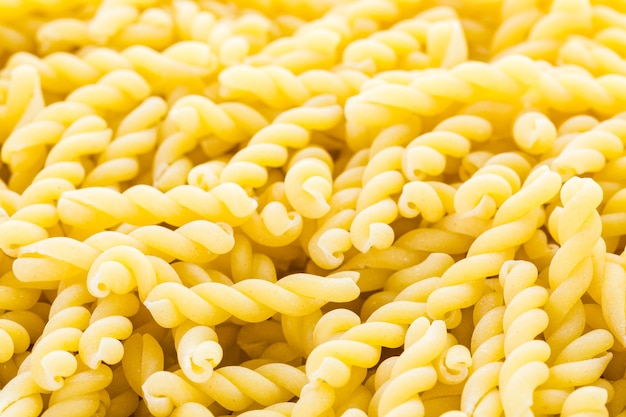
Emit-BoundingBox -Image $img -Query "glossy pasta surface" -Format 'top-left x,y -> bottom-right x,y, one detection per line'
1,0 -> 626,416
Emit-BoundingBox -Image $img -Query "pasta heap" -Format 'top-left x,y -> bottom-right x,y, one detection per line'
3,0 -> 626,415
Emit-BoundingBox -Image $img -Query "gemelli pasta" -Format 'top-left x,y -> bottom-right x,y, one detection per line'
2,0 -> 626,416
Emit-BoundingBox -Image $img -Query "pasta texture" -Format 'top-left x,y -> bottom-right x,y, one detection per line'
3,0 -> 626,416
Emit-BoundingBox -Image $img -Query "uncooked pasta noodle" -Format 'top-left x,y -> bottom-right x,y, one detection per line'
2,0 -> 626,416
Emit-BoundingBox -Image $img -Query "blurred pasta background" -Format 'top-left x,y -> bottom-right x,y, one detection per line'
1,0 -> 626,416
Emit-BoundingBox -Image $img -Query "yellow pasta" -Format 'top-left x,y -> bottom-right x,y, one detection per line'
4,0 -> 626,416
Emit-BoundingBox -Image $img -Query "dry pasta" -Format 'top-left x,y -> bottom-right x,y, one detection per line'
3,0 -> 626,416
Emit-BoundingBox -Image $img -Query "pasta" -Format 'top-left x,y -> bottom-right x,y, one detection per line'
3,0 -> 626,416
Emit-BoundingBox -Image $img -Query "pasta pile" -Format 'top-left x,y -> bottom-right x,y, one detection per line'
3,0 -> 626,415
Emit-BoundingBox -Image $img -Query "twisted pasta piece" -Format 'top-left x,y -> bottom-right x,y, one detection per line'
125,222 -> 235,264
343,6 -> 467,74
0,371 -> 46,417
143,271 -> 360,328
347,53 -> 626,127
557,35 -> 626,78
497,261 -> 551,417
401,129 -> 471,182
24,306 -> 89,391
305,148 -> 370,268
218,95 -> 342,190
4,40 -> 215,99
345,55 -> 537,127
219,64 -> 368,109
37,1 -> 173,54
153,94 -> 267,190
550,128 -> 623,180
350,116 -> 489,253
458,280 -> 504,417
2,71 -> 150,191
141,370 -> 211,417
247,0 -> 422,72
29,1 -> 173,54
7,218 -> 230,286
80,0 -> 174,51
173,321 -> 223,384
454,152 -> 531,219
600,253 -> 626,345
78,315 -> 133,369
535,330 -> 614,415
83,96 -> 167,189
293,309 -> 406,417
43,362 -> 113,417
1,51 -> 119,97
57,181 -> 257,233
369,318 -> 471,417
544,176 -> 605,359
39,114 -> 113,182
240,184 -> 304,248
397,180 -> 454,224
174,2 -> 277,65
0,64 -> 44,142
307,208 -> 356,270
493,0 -> 593,61
143,361 -> 307,415
467,284 -> 504,374
250,25 -> 343,73
427,166 -> 562,328
284,147 -> 334,220
349,168 -> 402,253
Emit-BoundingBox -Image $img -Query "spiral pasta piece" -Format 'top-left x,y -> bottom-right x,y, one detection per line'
454,152 -> 531,219
498,261 -> 551,417
284,147 -> 334,219
342,6 -> 467,74
369,318 -> 470,417
544,177 -> 604,358
143,361 -> 307,416
43,363 -> 113,417
0,371 -> 46,417
57,182 -> 258,232
84,95 -> 167,189
293,309 -> 406,417
427,166 -> 562,328
153,94 -> 268,190
349,171 -> 401,253
551,129 -> 623,180
174,321 -> 223,384
600,253 -> 626,346
144,271 -> 360,328
458,281 -> 504,417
